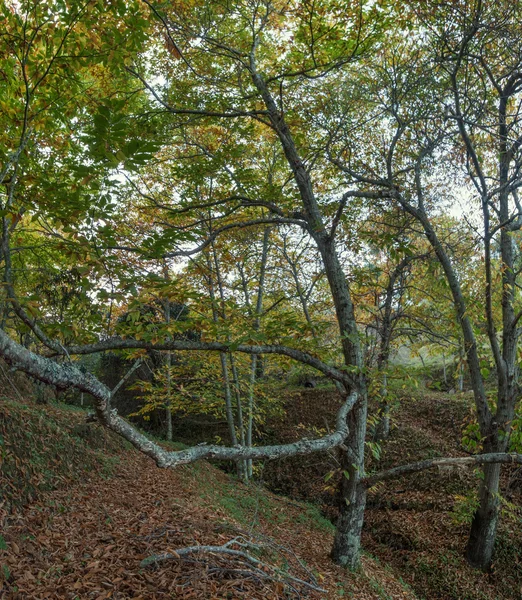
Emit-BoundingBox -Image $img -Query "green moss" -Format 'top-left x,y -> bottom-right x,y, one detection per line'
300,504 -> 335,532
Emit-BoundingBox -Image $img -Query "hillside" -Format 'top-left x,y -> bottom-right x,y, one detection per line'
1,381 -> 521,599
2,3 -> 522,597
0,394 -> 417,600
261,387 -> 522,600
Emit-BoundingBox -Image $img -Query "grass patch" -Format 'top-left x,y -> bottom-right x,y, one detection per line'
410,552 -> 491,600
195,471 -> 336,535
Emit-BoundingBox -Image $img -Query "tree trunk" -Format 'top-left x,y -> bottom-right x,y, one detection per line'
229,353 -> 248,482
331,482 -> 367,569
209,242 -> 247,481
374,373 -> 390,441
205,252 -> 239,452
246,354 -> 257,478
457,350 -> 464,392
161,262 -> 174,442
464,91 -> 518,570
219,352 -> 238,447
465,460 -> 501,570
250,66 -> 366,568
331,398 -> 368,569
165,351 -> 173,442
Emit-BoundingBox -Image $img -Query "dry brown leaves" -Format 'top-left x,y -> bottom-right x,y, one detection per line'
0,441 -> 405,600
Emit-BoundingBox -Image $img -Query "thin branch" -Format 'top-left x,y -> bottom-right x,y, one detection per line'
140,542 -> 326,594
62,338 -> 351,387
364,453 -> 522,487
110,358 -> 143,400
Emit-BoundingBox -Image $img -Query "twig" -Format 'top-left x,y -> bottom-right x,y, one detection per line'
140,542 -> 326,593
0,360 -> 24,401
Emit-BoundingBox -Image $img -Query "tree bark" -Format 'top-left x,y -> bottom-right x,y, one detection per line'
163,295 -> 173,442
249,62 -> 367,568
245,227 -> 271,478
457,346 -> 464,392
331,400 -> 368,569
206,252 -> 238,450
331,482 -> 367,569
465,461 -> 501,570
210,242 -> 247,481
374,376 -> 390,441
364,452 -> 522,486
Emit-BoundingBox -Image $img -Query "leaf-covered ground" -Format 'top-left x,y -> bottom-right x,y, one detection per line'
2,386 -> 520,599
261,387 -> 522,600
0,397 -> 416,599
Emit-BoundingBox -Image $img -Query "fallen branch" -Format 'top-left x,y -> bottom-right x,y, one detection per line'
221,526 -> 320,587
140,540 -> 327,594
364,453 -> 522,487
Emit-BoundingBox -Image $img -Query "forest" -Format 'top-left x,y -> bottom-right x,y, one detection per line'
1,0 -> 522,598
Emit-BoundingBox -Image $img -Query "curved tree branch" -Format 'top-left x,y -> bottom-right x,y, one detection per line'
0,327 -> 357,467
62,336 -> 352,386
364,453 -> 522,487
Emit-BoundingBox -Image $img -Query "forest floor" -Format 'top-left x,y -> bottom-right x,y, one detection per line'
0,383 -> 521,599
261,385 -> 522,600
0,396 -> 416,599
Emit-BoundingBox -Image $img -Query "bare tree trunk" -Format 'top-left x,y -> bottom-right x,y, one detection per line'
457,345 -> 464,392
463,87 -> 520,569
206,253 -> 238,451
229,352 -> 247,449
398,197 -> 496,569
246,354 -> 257,478
466,460 -> 501,569
246,227 -> 271,478
331,401 -> 367,569
373,256 -> 413,441
163,294 -> 173,442
211,243 -> 247,481
249,66 -> 368,568
219,353 -> 238,447
374,372 -> 390,440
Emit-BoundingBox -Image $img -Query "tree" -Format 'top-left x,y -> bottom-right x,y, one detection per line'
324,0 -> 522,569
3,0 -> 522,575
0,0 -> 385,569
350,207 -> 432,438
420,2 -> 522,568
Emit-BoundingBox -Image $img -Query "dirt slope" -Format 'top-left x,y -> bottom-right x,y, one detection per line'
0,397 -> 417,600
262,387 -> 522,600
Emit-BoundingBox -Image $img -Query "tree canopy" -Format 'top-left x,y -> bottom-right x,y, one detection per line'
2,0 -> 522,574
